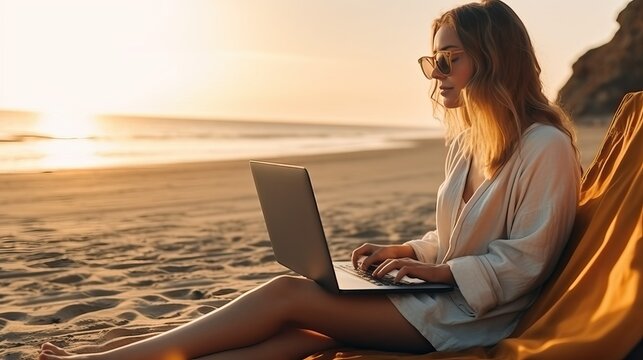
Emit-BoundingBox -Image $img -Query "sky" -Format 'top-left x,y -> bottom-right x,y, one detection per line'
0,0 -> 630,127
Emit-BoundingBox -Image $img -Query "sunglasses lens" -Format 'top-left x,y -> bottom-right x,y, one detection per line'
420,58 -> 435,79
419,52 -> 454,79
436,53 -> 451,75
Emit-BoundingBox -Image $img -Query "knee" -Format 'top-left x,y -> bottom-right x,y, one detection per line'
266,275 -> 310,294
263,275 -> 318,311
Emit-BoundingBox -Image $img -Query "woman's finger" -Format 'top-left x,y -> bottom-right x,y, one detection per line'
394,264 -> 443,283
394,265 -> 420,283
359,250 -> 386,271
372,258 -> 406,278
351,243 -> 375,268
373,259 -> 429,282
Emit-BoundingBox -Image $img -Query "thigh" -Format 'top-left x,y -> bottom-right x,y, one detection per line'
273,276 -> 435,354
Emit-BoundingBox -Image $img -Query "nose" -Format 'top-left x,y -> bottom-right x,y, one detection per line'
431,67 -> 446,80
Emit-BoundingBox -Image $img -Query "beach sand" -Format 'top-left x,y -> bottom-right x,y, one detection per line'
0,125 -> 607,359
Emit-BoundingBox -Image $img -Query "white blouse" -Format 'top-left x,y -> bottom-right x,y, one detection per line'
389,123 -> 581,351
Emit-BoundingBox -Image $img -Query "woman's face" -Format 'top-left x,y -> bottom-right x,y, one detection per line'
431,25 -> 474,108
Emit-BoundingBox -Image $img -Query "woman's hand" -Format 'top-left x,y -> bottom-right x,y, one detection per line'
372,258 -> 455,285
351,243 -> 416,271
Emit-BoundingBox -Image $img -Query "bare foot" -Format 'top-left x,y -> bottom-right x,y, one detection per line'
38,343 -> 96,360
40,343 -> 72,356
39,350 -> 63,360
39,350 -> 95,360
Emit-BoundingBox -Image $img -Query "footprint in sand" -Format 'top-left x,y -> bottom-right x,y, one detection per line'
161,288 -> 207,300
51,273 -> 87,284
135,303 -> 188,319
42,258 -> 79,268
126,279 -> 155,287
141,294 -> 168,303
85,289 -> 121,297
0,311 -> 28,321
161,288 -> 191,299
211,288 -> 236,296
23,252 -> 64,261
117,311 -> 138,321
194,305 -> 216,315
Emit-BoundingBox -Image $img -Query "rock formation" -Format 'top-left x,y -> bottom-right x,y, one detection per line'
557,0 -> 642,123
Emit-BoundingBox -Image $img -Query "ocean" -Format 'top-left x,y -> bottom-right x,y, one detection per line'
0,113 -> 443,173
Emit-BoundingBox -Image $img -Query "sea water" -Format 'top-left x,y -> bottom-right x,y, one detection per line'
0,114 -> 442,173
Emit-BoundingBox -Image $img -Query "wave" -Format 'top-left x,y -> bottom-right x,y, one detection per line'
0,134 -> 95,143
0,132 -> 340,143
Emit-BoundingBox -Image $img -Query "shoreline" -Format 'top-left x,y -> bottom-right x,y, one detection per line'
0,123 -> 602,177
0,137 -> 425,176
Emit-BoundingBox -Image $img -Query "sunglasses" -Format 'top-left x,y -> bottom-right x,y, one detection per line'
418,49 -> 465,79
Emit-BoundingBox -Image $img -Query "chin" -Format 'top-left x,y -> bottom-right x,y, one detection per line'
442,97 -> 463,109
441,91 -> 465,109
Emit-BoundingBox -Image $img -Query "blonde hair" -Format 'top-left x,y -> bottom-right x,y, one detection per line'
430,0 -> 578,178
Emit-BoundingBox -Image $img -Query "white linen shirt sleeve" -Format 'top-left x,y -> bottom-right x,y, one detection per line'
406,230 -> 439,263
447,128 -> 580,316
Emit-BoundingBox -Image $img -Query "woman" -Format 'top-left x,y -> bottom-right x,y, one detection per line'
39,1 -> 580,359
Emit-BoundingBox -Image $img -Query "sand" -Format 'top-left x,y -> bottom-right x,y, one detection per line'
0,125 -> 607,359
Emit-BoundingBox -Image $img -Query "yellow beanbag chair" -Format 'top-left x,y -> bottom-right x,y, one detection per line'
308,91 -> 643,360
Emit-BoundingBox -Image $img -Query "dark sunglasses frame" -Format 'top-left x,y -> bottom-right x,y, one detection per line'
418,49 -> 465,79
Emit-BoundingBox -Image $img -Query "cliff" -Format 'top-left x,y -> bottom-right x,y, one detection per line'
557,0 -> 642,123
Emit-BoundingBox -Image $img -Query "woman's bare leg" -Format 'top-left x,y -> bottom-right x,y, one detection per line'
41,328 -> 337,360
39,275 -> 433,360
40,332 -> 158,356
194,328 -> 338,360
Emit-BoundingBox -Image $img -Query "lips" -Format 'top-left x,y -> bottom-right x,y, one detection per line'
440,87 -> 453,96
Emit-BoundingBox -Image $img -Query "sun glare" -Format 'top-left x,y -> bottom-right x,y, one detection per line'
34,111 -> 101,170
35,138 -> 100,171
37,111 -> 97,139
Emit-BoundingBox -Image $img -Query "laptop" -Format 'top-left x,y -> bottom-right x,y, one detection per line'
250,160 -> 453,294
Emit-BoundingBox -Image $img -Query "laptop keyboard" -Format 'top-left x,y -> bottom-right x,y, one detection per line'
336,263 -> 413,286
